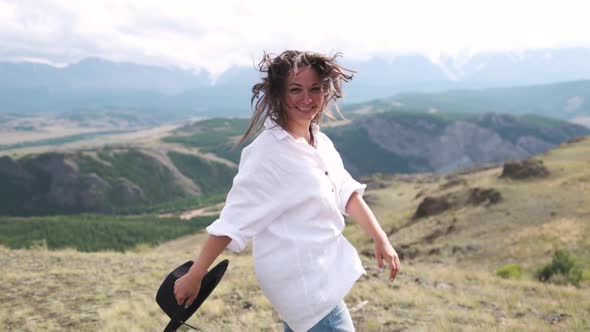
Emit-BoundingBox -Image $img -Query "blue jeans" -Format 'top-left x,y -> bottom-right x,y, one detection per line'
283,301 -> 355,332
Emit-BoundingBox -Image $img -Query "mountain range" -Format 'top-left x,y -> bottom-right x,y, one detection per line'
1,47 -> 589,116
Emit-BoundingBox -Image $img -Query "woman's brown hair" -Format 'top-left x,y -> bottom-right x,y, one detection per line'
238,50 -> 354,145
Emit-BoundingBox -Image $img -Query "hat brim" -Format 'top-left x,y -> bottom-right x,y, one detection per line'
162,259 -> 229,332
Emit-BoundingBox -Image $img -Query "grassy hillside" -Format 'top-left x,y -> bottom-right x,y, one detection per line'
1,137 -> 589,331
358,138 -> 590,271
77,148 -> 187,204
162,118 -> 251,163
167,151 -> 237,195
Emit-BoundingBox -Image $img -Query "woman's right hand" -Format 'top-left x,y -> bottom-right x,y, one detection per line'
174,269 -> 203,307
173,235 -> 231,307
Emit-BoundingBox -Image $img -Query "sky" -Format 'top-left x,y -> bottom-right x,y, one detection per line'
1,0 -> 589,74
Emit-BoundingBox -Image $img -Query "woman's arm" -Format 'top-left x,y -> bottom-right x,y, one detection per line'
345,192 -> 400,280
173,234 -> 231,306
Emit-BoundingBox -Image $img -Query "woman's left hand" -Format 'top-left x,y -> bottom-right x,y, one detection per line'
374,234 -> 400,281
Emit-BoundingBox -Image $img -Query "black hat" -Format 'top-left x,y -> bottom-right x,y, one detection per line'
156,259 -> 229,332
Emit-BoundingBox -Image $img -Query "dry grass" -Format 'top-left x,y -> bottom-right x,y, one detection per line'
2,242 -> 587,331
2,138 -> 590,331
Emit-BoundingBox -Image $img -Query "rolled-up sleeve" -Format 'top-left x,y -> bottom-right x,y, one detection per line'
338,168 -> 366,215
206,144 -> 285,252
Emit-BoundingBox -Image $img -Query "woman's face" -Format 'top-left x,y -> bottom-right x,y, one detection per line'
283,66 -> 324,127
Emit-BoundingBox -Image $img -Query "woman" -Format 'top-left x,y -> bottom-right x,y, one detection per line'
174,50 -> 400,332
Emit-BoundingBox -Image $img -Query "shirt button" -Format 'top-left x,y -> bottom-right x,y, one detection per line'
325,171 -> 329,175
331,189 -> 334,192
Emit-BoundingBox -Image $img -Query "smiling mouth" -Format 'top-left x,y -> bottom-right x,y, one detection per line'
296,106 -> 315,112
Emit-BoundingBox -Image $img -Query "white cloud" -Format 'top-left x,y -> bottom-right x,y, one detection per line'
0,0 -> 589,73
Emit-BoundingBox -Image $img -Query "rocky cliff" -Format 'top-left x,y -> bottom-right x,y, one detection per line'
329,112 -> 590,176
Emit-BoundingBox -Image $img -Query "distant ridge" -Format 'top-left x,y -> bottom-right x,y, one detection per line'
387,80 -> 590,127
1,47 -> 589,115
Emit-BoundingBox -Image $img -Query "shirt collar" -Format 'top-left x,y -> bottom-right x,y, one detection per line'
264,117 -> 289,140
264,117 -> 321,141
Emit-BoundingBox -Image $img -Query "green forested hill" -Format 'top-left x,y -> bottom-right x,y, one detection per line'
0,146 -> 237,216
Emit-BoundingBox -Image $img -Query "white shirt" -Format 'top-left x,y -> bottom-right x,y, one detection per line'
207,118 -> 366,332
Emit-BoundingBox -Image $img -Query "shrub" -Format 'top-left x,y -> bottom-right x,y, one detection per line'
496,263 -> 523,279
536,250 -> 583,287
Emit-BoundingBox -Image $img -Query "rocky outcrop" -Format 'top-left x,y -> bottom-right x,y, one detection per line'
413,187 -> 503,219
500,159 -> 550,179
429,121 -> 529,172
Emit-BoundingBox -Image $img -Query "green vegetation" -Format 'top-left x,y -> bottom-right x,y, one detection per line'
536,250 -> 583,287
0,147 -> 234,216
168,151 -> 236,195
76,149 -> 235,213
0,214 -> 216,252
163,118 -> 251,163
495,263 -> 523,279
77,148 -> 187,205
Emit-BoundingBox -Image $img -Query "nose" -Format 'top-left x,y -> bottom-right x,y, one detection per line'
302,91 -> 313,104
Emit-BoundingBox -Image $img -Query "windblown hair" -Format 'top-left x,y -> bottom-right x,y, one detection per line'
238,50 -> 354,145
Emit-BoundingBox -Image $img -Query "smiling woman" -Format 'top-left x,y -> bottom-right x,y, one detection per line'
239,50 -> 353,146
172,50 -> 400,332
